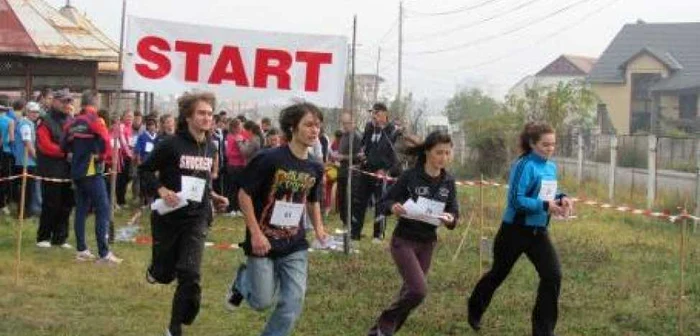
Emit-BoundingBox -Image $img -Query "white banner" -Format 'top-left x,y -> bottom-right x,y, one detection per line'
123,16 -> 348,107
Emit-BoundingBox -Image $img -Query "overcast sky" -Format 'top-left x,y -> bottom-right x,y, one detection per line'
48,0 -> 700,109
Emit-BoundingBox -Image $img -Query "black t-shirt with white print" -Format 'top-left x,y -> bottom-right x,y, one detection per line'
239,145 -> 323,258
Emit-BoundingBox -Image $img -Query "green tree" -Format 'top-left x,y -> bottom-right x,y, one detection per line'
445,88 -> 500,124
505,80 -> 597,133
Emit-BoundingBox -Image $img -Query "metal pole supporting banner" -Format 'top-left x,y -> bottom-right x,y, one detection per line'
344,15 -> 357,255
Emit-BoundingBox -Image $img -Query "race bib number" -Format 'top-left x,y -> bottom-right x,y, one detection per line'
20,125 -> 32,142
270,201 -> 305,228
539,180 -> 557,201
181,176 -> 206,202
145,142 -> 154,153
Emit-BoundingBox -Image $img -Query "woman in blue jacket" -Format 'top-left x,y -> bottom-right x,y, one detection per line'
467,122 -> 573,336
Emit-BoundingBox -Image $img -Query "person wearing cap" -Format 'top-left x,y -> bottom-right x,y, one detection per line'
35,89 -> 74,249
11,100 -> 41,217
351,102 -> 401,242
0,95 -> 16,215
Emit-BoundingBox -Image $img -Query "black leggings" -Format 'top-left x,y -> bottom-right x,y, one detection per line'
468,224 -> 562,336
148,213 -> 208,328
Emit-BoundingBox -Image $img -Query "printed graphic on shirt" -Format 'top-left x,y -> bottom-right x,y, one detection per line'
259,169 -> 317,239
415,186 -> 430,196
179,155 -> 213,171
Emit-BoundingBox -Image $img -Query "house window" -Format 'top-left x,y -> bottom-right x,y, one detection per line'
597,104 -> 615,134
679,94 -> 698,119
630,73 -> 661,133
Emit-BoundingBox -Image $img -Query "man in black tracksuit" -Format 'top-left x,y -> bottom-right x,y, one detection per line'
139,92 -> 228,336
351,102 -> 400,240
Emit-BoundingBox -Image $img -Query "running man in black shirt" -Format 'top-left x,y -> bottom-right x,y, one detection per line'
225,102 -> 329,336
139,92 -> 228,336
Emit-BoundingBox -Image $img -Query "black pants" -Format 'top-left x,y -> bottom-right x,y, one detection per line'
104,175 -> 115,243
116,157 -> 132,206
350,171 -> 388,239
36,181 -> 74,245
0,152 -> 14,209
468,224 -> 562,336
148,213 -> 208,330
337,167 -> 358,228
212,166 -> 226,196
225,166 -> 244,212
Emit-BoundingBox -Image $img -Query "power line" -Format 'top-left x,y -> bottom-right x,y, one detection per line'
405,0 -> 502,17
405,0 -> 547,43
406,0 -> 595,55
369,17 -> 399,48
403,0 -> 620,75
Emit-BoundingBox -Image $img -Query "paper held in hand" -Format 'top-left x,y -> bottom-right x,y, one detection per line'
400,197 -> 445,226
151,191 -> 188,215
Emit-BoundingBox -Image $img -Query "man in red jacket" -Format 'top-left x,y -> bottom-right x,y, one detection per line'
35,89 -> 74,249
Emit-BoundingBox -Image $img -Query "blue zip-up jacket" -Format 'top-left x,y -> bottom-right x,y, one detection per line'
502,152 -> 565,229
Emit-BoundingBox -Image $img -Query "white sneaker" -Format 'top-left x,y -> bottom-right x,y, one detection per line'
97,252 -> 123,265
226,210 -> 241,217
59,243 -> 73,249
76,250 -> 97,261
36,241 -> 51,248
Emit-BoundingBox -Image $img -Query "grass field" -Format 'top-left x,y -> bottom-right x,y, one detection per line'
0,181 -> 698,336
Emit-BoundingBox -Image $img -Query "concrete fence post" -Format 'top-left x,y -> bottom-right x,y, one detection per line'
609,134 -> 618,203
694,138 -> 700,233
577,132 -> 584,185
647,134 -> 657,209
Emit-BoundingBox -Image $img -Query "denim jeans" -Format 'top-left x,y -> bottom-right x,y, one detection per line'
234,250 -> 308,336
74,175 -> 111,258
30,178 -> 41,214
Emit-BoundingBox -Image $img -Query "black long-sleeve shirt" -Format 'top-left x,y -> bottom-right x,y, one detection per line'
361,121 -> 400,172
139,130 -> 216,221
381,166 -> 460,242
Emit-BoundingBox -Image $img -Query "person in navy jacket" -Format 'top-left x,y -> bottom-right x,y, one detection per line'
467,121 -> 573,336
61,90 -> 121,264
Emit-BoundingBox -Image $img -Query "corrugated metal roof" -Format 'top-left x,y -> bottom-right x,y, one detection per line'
0,0 -> 39,54
588,22 -> 700,91
0,0 -> 118,61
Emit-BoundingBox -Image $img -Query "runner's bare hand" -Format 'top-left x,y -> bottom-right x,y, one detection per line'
391,203 -> 406,216
211,193 -> 229,212
251,232 -> 271,256
158,187 -> 180,208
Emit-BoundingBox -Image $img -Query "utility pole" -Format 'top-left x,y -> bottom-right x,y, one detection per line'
397,1 -> 404,114
344,15 -> 357,255
110,0 -> 127,225
374,47 -> 381,102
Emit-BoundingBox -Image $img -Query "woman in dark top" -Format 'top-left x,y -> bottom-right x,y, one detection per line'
368,131 -> 459,336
